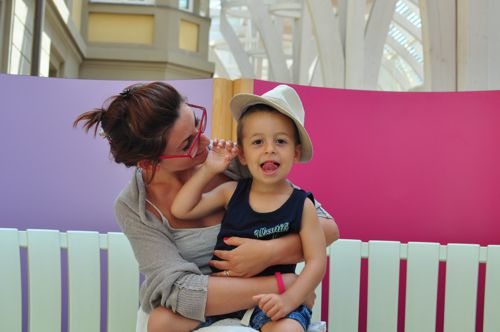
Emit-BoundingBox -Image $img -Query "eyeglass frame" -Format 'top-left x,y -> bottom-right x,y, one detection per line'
158,103 -> 207,160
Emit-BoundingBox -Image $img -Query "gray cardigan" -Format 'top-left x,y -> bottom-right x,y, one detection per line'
114,165 -> 333,321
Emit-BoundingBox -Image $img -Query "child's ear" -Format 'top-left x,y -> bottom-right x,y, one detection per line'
238,148 -> 247,165
294,144 -> 302,162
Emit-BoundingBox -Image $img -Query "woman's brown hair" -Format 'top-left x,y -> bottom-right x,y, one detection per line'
73,82 -> 183,176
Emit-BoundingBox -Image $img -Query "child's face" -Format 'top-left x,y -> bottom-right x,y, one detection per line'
238,110 -> 301,184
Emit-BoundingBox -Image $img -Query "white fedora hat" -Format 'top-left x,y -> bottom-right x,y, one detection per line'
230,84 -> 313,162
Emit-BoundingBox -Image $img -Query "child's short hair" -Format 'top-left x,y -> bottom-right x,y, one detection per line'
236,104 -> 301,147
230,85 -> 313,162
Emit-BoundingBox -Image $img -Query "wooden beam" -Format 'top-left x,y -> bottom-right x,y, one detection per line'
231,79 -> 254,141
212,78 -> 234,140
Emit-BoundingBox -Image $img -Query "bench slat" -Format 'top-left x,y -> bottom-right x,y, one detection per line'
107,232 -> 140,332
443,244 -> 480,332
4,228 -> 499,332
0,228 -> 22,332
483,245 -> 500,332
27,229 -> 62,332
328,239 -> 362,332
366,241 -> 401,332
67,231 -> 101,332
404,242 -> 440,332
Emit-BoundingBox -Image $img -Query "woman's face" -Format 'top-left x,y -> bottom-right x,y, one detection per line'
158,102 -> 210,172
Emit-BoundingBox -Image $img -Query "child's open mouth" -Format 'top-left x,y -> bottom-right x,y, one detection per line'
261,161 -> 280,174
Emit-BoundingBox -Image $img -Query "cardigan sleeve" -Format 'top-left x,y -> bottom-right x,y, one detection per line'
115,199 -> 209,321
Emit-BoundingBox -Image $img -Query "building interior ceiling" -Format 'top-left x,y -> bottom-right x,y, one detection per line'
208,0 -> 424,91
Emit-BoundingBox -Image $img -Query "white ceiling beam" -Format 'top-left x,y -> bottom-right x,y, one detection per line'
393,12 -> 421,41
344,0 -> 366,88
378,58 -> 411,91
488,0 -> 500,89
305,0 -> 345,88
219,10 -> 255,78
420,0 -> 456,91
295,3 -> 317,85
364,0 -> 399,89
210,48 -> 233,79
457,0 -> 488,91
246,0 -> 291,82
309,56 -> 323,86
338,0 -> 347,49
386,36 -> 423,79
381,56 -> 411,90
408,0 -> 419,7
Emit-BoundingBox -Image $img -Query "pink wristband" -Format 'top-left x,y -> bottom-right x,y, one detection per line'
275,272 -> 286,294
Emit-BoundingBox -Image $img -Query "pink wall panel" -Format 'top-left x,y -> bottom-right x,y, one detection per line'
254,80 -> 500,246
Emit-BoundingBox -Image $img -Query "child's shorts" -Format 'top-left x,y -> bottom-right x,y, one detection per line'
197,305 -> 311,331
250,304 -> 311,330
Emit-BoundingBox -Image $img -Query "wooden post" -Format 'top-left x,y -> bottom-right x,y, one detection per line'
211,78 -> 254,142
231,79 -> 254,141
211,78 -> 234,140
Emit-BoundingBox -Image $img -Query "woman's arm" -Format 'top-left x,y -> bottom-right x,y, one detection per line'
204,273 -> 297,315
116,195 -> 297,321
147,273 -> 299,332
115,202 -> 208,321
209,216 -> 338,277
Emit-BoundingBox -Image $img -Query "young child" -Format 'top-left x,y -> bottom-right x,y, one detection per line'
171,85 -> 326,332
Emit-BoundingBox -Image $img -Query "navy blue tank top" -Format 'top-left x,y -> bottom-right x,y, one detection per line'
211,178 -> 313,276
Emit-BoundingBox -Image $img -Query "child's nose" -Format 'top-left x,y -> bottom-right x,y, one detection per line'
264,142 -> 276,153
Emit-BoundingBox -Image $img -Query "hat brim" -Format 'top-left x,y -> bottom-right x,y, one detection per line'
230,94 -> 313,162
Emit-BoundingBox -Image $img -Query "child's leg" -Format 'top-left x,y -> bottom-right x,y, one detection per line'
147,306 -> 200,332
260,318 -> 304,332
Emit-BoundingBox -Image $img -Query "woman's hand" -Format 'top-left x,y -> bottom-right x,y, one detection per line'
209,237 -> 272,277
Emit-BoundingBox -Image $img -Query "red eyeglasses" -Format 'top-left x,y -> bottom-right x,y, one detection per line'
159,103 -> 207,159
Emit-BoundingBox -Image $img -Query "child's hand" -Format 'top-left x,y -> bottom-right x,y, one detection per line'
205,138 -> 238,173
252,293 -> 295,321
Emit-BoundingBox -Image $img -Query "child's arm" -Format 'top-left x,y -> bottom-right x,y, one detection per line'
253,198 -> 326,320
171,139 -> 238,220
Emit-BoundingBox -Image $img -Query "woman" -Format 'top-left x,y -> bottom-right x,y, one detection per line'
73,81 -> 338,331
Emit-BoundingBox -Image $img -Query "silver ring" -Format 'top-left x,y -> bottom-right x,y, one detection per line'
224,270 -> 230,277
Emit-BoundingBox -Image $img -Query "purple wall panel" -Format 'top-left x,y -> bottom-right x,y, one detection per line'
0,74 -> 213,232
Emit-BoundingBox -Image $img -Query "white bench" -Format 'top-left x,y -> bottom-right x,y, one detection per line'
1,228 -> 499,332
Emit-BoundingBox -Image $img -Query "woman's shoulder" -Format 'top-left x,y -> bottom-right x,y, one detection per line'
115,169 -> 143,210
114,169 -> 153,231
